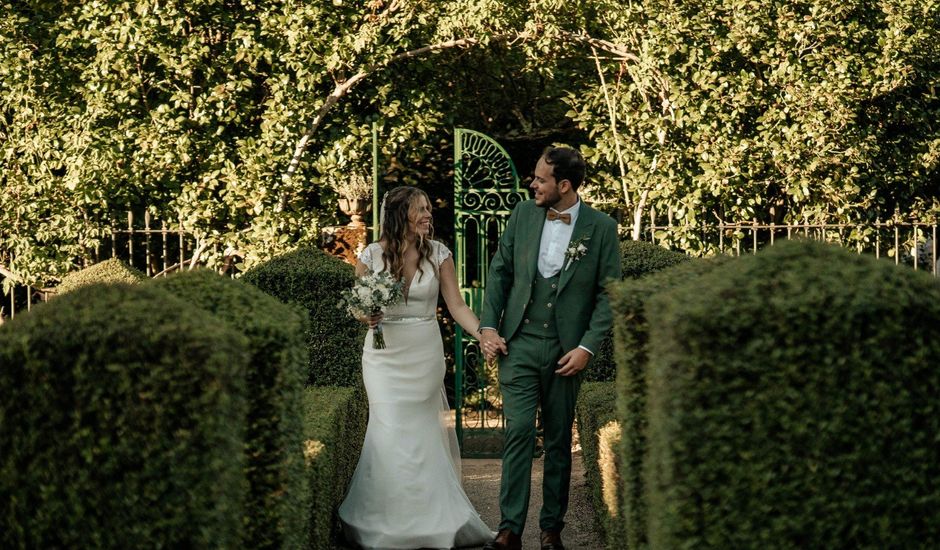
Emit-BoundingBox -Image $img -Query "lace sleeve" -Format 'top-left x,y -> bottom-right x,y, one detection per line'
435,241 -> 453,267
357,243 -> 374,267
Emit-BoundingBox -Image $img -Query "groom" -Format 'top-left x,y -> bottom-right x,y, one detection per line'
479,146 -> 621,550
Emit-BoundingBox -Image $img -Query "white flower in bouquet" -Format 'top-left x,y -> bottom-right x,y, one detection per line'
339,269 -> 405,349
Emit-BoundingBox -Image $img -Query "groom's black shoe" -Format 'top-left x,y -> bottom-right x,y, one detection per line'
483,528 -> 522,550
540,529 -> 565,550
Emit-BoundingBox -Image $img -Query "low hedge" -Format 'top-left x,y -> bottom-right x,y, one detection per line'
0,283 -> 249,548
574,381 -> 624,549
302,386 -> 368,549
618,239 -> 690,280
54,258 -> 147,295
152,269 -> 309,549
609,256 -> 730,550
646,240 -> 940,548
242,247 -> 364,387
586,240 -> 690,384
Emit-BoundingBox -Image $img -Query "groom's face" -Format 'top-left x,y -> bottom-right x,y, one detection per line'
531,157 -> 562,209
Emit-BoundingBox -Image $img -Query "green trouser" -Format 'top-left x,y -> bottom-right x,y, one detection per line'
497,332 -> 581,535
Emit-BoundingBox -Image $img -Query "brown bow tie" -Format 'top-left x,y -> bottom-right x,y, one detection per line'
547,209 -> 571,224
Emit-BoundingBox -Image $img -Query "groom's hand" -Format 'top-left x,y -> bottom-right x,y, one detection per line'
480,329 -> 507,361
555,348 -> 591,376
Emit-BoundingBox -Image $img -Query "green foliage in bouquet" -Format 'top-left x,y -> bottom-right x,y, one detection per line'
242,247 -> 364,387
338,269 -> 404,349
53,258 -> 147,296
152,269 -> 309,549
0,283 -> 249,548
645,240 -> 940,548
586,239 -> 690,383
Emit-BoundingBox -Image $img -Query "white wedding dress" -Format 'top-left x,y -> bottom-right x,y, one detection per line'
339,241 -> 493,550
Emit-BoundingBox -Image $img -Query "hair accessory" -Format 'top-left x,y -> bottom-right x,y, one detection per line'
379,191 -> 390,230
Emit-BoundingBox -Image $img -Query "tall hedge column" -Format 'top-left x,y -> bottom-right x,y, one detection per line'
0,284 -> 250,548
644,240 -> 940,548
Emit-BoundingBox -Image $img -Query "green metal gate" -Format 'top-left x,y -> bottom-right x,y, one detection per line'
453,128 -> 528,457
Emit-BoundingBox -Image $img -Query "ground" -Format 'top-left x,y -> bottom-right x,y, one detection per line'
462,449 -> 604,550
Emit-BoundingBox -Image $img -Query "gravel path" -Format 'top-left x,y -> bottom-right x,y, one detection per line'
335,448 -> 604,549
460,448 -> 604,550
336,415 -> 604,550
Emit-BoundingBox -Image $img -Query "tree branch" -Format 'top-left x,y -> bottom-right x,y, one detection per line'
632,188 -> 650,241
592,46 -> 630,208
557,31 -> 641,64
0,263 -> 55,292
282,31 -> 535,186
188,239 -> 209,270
0,263 -> 19,282
281,27 -> 649,202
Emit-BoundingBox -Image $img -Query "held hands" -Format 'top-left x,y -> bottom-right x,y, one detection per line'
480,328 -> 589,375
479,329 -> 507,362
555,347 -> 591,377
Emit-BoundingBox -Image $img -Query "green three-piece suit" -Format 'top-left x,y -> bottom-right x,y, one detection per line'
481,199 -> 621,535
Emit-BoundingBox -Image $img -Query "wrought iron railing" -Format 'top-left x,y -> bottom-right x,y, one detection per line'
646,219 -> 939,275
1,210 -> 198,321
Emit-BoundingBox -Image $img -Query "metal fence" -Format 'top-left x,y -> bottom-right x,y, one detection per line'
4,214 -> 938,324
1,210 -> 197,322
646,219 -> 940,276
105,211 -> 196,278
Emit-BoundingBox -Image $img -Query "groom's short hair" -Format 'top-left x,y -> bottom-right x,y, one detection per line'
542,146 -> 586,191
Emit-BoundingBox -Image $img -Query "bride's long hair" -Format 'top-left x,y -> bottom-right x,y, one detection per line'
379,186 -> 438,284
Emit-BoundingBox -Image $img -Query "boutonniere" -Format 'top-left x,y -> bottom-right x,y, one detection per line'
564,235 -> 590,271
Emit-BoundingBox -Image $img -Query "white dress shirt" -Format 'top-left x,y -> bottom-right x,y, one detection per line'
537,200 -> 593,356
538,200 -> 580,278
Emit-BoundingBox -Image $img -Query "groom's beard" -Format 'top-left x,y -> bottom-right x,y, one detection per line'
535,188 -> 562,209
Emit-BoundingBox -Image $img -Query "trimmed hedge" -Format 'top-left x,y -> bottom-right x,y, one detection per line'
54,258 -> 147,295
587,240 -> 690,383
618,239 -> 690,280
242,247 -> 364,387
152,269 -> 309,549
0,283 -> 249,548
646,240 -> 940,548
302,386 -> 368,549
574,381 -> 624,549
609,256 -> 730,550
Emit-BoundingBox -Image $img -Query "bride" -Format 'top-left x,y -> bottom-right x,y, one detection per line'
339,186 -> 494,549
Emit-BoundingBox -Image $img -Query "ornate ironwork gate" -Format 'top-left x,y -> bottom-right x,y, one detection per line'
453,128 -> 528,457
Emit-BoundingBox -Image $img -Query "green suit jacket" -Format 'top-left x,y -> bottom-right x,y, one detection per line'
481,199 -> 622,355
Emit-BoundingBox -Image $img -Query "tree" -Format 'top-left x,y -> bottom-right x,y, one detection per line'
0,1 -> 562,286
4,0 -> 938,287
568,0 -> 940,253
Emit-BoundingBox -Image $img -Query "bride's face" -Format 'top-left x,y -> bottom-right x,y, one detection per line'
408,195 -> 433,238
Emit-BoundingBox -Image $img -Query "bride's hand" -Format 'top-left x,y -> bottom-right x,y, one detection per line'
480,329 -> 507,362
359,312 -> 383,328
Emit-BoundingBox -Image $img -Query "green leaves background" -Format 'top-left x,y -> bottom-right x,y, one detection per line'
2,0 -> 938,285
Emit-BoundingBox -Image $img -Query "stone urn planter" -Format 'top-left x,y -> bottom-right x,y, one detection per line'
337,196 -> 371,227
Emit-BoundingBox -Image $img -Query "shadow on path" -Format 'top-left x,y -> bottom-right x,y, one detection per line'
460,449 -> 604,550
335,418 -> 604,550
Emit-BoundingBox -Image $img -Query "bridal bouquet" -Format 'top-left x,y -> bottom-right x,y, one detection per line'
339,269 -> 405,349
